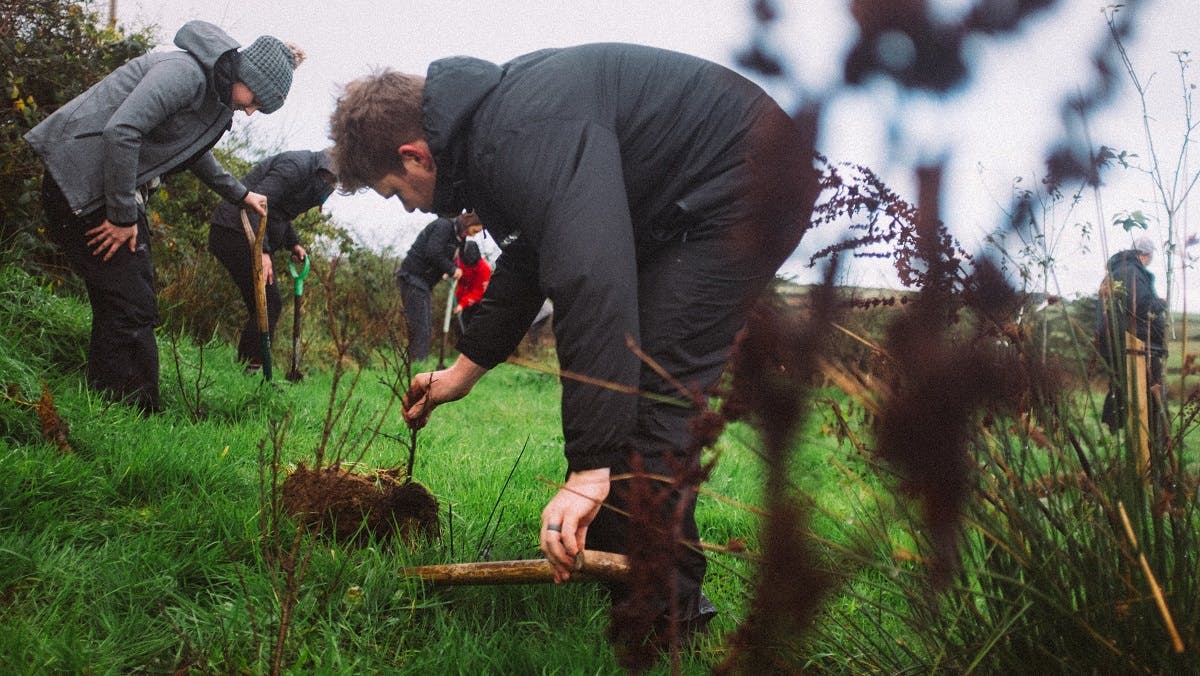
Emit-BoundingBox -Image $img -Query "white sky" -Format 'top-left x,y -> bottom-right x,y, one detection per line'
111,0 -> 1199,309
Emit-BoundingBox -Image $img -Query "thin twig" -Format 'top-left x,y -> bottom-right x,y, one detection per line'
506,355 -> 691,408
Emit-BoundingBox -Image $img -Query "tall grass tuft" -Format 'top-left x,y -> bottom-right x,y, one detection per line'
788,174 -> 1200,672
807,356 -> 1198,672
0,262 -> 88,446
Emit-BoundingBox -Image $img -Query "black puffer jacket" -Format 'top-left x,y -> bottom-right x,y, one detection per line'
211,150 -> 334,253
397,217 -> 461,290
425,43 -> 809,471
1098,249 -> 1167,357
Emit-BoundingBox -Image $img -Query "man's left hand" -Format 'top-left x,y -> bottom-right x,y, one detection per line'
540,468 -> 610,583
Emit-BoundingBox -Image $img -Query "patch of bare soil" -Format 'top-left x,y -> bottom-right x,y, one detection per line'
280,464 -> 439,543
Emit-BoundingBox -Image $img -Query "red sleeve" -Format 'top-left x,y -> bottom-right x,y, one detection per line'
456,261 -> 490,307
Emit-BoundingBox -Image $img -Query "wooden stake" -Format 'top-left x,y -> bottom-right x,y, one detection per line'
401,550 -> 629,586
1117,501 -> 1185,653
1124,332 -> 1151,479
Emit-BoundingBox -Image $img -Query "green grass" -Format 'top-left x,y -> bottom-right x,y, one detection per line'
0,370 -> 774,673
0,265 -> 783,673
3,261 -> 1198,673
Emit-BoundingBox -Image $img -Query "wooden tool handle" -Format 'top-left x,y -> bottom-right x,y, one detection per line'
252,210 -> 269,333
401,550 -> 629,586
239,209 -> 270,333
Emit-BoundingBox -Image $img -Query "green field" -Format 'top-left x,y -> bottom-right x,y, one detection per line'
2,263 -> 1197,674
0,263 -> 788,673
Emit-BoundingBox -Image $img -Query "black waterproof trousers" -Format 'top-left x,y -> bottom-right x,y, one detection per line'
586,217 -> 799,626
43,173 -> 161,413
398,272 -> 433,362
208,225 -> 281,365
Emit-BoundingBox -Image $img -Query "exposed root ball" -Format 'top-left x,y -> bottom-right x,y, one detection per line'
280,464 -> 440,543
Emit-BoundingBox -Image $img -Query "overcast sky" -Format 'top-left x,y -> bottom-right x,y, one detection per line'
112,0 -> 1198,307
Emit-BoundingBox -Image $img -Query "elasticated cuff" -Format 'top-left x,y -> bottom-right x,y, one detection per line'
457,342 -> 506,371
565,450 -> 620,474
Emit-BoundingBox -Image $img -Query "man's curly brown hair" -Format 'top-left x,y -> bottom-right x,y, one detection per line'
328,68 -> 426,193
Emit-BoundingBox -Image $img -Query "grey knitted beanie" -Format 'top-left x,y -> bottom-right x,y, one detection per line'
238,36 -> 297,114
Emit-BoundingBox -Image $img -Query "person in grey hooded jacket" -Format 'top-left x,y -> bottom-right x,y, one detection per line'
209,149 -> 334,369
25,20 -> 301,412
329,44 -> 816,640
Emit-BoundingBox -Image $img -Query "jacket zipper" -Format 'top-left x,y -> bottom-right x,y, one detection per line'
70,110 -> 230,216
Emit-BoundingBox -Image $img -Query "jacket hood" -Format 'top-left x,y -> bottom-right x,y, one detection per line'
317,148 -> 335,176
423,56 -> 502,215
173,20 -> 240,74
1107,249 -> 1146,272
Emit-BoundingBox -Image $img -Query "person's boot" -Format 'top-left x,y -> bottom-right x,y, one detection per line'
652,591 -> 719,649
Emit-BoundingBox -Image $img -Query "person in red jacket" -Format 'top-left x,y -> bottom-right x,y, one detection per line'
454,239 -> 491,330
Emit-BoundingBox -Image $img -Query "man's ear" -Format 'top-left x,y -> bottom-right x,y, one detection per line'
397,140 -> 434,170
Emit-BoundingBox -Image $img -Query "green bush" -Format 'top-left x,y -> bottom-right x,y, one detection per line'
0,0 -> 153,257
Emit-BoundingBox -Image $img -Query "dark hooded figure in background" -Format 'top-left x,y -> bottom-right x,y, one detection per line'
1096,235 -> 1168,438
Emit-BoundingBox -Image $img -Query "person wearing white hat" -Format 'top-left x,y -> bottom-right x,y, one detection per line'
1096,234 -> 1168,437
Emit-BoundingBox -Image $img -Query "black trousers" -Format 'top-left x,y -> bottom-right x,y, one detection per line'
398,273 -> 433,362
208,225 -> 281,364
43,173 -> 161,413
1101,347 -> 1168,444
586,222 -> 800,623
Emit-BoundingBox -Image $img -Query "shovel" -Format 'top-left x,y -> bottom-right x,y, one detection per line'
240,208 -> 272,381
437,277 -> 458,369
401,550 -> 629,586
285,255 -> 311,382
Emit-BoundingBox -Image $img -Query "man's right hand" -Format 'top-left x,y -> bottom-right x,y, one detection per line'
85,220 -> 137,261
401,354 -> 488,429
243,191 -> 268,216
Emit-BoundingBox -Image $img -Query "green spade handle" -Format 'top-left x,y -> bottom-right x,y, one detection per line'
288,255 -> 311,296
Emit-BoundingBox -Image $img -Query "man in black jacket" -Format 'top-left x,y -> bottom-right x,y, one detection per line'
330,44 -> 815,636
396,212 -> 482,361
1097,235 -> 1168,436
209,149 -> 335,369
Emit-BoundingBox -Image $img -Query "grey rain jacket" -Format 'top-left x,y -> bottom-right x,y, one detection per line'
25,20 -> 248,225
424,43 -> 804,471
211,150 -> 334,253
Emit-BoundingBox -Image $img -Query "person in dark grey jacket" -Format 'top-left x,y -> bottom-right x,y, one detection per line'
25,20 -> 301,413
209,149 -> 335,369
330,44 -> 815,635
396,212 -> 482,361
1097,235 -> 1168,436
